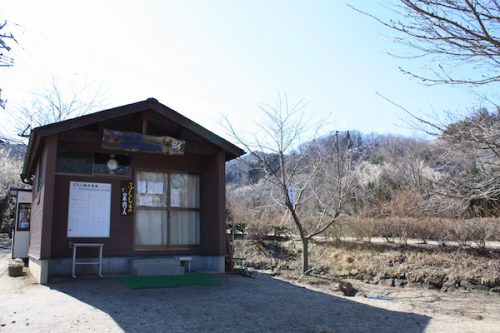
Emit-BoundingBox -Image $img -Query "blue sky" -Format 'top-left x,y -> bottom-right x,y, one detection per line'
0,1 -> 496,141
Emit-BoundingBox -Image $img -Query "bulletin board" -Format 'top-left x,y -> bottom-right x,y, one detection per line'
67,181 -> 111,238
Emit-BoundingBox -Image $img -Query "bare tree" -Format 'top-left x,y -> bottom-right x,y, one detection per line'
425,109 -> 500,217
225,97 -> 356,272
374,93 -> 500,217
442,108 -> 500,161
352,134 -> 438,217
399,105 -> 500,217
17,79 -> 105,137
350,0 -> 500,85
0,20 -> 16,67
353,0 -> 500,215
0,20 -> 17,109
0,148 -> 24,198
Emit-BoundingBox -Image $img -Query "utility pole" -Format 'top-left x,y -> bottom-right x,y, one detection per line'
0,20 -> 16,109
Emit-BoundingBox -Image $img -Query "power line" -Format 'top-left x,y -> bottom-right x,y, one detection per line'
8,19 -> 250,112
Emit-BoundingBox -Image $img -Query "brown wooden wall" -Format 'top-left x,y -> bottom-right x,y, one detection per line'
49,151 -> 227,258
28,156 -> 44,259
200,151 -> 226,255
29,135 -> 57,260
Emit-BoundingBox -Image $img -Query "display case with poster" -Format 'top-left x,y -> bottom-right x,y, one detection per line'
17,203 -> 31,231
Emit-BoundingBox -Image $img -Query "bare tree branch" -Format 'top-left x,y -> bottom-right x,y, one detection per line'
349,1 -> 500,85
15,78 -> 106,138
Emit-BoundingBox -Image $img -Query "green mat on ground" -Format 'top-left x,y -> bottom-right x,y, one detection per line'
120,273 -> 220,289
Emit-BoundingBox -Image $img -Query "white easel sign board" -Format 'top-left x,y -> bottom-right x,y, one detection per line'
67,182 -> 111,238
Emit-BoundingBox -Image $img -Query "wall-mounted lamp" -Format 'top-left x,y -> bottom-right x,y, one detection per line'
106,154 -> 119,171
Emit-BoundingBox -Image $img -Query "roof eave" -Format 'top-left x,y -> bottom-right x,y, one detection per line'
20,99 -> 245,178
20,130 -> 39,184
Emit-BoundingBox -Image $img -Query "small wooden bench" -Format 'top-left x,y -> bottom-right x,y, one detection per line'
178,256 -> 192,273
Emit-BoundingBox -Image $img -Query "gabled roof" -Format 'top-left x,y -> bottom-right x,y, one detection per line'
21,98 -> 244,182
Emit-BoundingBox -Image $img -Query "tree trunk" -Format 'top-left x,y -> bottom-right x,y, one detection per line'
301,237 -> 309,273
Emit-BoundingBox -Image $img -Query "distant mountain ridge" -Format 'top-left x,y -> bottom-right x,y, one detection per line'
225,130 -> 431,187
0,140 -> 27,159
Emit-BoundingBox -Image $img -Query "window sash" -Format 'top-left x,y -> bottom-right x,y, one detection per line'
55,151 -> 130,176
134,210 -> 168,245
170,210 -> 200,245
135,170 -> 200,248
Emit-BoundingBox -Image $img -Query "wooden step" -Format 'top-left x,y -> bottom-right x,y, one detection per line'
129,257 -> 184,276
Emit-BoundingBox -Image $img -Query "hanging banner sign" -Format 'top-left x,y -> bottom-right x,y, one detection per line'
120,180 -> 134,216
288,183 -> 296,209
102,129 -> 185,155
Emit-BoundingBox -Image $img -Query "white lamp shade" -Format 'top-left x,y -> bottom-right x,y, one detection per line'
107,158 -> 119,170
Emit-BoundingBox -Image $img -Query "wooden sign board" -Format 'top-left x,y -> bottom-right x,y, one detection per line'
120,180 -> 134,216
102,129 -> 185,155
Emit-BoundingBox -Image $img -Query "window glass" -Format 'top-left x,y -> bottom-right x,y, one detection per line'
17,203 -> 31,231
56,151 -> 93,174
94,153 -> 130,175
135,171 -> 200,247
56,151 -> 130,176
134,210 -> 167,245
136,171 -> 168,208
170,211 -> 200,245
35,159 -> 43,193
171,174 -> 199,208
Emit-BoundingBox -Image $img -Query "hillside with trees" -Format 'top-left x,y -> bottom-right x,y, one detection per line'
227,109 -> 499,220
226,107 -> 499,292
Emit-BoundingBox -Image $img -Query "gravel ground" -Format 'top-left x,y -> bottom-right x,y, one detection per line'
1,242 -> 499,333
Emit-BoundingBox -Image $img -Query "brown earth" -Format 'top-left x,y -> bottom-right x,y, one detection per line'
237,238 -> 500,292
1,239 -> 500,332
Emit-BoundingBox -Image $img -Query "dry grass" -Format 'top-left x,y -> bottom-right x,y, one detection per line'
236,238 -> 500,290
0,233 -> 10,243
326,216 -> 499,247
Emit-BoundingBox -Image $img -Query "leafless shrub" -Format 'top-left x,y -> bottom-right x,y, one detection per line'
446,219 -> 476,247
379,190 -> 426,218
327,222 -> 345,243
446,218 -> 498,248
391,218 -> 413,244
229,203 -> 282,243
0,148 -> 24,198
245,217 -> 272,243
341,217 -> 378,243
374,218 -> 396,243
420,218 -> 448,245
0,148 -> 26,235
405,218 -> 435,244
469,218 -> 498,248
333,216 -> 499,246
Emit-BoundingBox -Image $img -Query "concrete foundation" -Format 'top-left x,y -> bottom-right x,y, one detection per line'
129,257 -> 185,276
28,256 -> 49,284
36,255 -> 225,283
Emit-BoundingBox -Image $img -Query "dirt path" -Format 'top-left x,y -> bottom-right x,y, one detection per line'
288,276 -> 500,333
1,245 -> 499,332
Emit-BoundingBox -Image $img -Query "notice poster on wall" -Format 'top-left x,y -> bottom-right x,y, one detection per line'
68,181 -> 111,238
171,189 -> 181,207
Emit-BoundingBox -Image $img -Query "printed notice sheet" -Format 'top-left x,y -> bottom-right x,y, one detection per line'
67,181 -> 111,237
